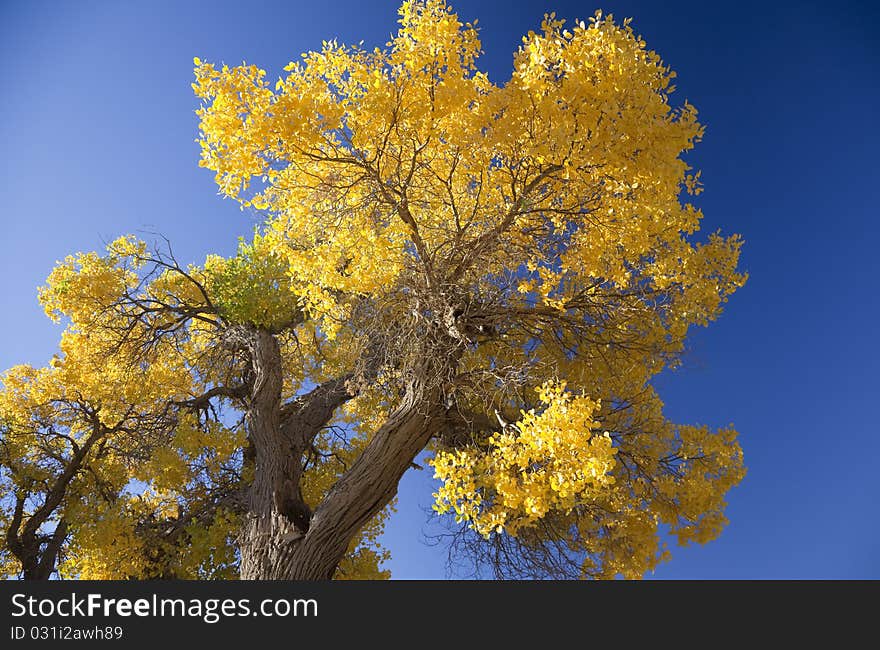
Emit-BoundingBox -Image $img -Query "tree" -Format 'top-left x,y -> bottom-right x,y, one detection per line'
0,0 -> 745,580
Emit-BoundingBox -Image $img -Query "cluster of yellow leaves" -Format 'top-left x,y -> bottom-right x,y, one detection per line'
3,230 -> 391,579
0,335 -> 242,579
39,236 -> 145,327
193,0 -> 745,358
432,379 -> 745,578
433,381 -> 617,536
192,1 -> 481,323
655,424 -> 745,546
59,492 -> 240,580
30,237 -> 198,418
134,415 -> 244,491
59,496 -> 148,580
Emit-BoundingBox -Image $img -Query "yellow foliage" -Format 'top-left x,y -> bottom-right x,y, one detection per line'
1,1 -> 746,581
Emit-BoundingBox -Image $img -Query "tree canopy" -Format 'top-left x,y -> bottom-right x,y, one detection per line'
1,0 -> 745,580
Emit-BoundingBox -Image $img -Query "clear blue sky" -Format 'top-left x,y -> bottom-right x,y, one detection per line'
1,0 -> 877,579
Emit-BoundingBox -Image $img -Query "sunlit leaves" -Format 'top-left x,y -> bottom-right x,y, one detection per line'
2,1 -> 746,581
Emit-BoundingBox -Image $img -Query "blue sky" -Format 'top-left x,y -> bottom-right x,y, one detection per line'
1,0 -> 877,579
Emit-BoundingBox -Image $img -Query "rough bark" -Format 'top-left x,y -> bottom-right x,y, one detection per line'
237,328 -> 307,579
234,317 -> 457,579
234,329 -> 448,578
281,380 -> 442,579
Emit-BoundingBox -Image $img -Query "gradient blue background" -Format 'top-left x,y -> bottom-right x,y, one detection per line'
1,0 -> 877,579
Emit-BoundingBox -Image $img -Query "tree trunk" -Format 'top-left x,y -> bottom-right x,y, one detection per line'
237,323 -> 450,580
238,329 -> 306,579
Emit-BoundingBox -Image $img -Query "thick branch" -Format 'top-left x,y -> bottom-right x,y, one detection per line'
19,421 -> 104,544
34,520 -> 68,580
279,375 -> 356,450
283,378 -> 445,579
173,384 -> 250,411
